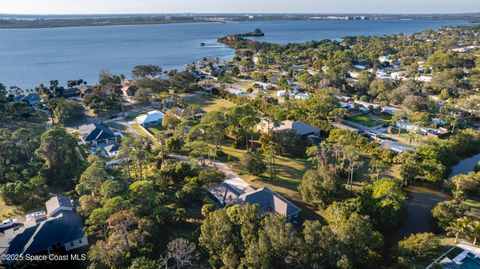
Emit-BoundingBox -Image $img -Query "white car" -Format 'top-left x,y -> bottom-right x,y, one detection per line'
0,219 -> 18,229
26,211 -> 46,220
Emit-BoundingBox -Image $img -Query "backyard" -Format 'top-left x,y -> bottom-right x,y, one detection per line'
346,112 -> 392,127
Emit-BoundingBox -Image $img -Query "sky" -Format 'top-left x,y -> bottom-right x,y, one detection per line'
0,0 -> 479,15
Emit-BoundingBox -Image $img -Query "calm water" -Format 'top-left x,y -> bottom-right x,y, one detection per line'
394,154 -> 480,242
0,19 -> 468,88
449,153 -> 480,178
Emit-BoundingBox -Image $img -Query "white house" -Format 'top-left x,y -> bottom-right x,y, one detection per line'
226,88 -> 248,97
295,93 -> 310,100
276,90 -> 296,98
354,100 -> 381,110
416,75 -> 433,83
137,110 -> 164,127
390,71 -> 406,80
378,55 -> 395,64
381,106 -> 400,115
348,70 -> 361,79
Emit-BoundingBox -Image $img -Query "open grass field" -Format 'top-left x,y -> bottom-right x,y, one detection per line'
347,112 -> 392,127
185,95 -> 234,113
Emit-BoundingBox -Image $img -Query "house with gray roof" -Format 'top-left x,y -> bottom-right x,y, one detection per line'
0,196 -> 88,266
78,123 -> 117,146
208,183 -> 302,222
13,92 -> 41,106
256,119 -> 321,138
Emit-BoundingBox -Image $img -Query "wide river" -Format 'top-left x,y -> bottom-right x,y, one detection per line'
0,19 -> 469,88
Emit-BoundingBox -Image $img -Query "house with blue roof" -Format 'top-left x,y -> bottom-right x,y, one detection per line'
136,110 -> 164,127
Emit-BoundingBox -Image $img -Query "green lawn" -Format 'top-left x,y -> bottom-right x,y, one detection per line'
218,144 -> 311,202
130,122 -> 151,138
185,95 -> 234,113
146,124 -> 166,136
125,112 -> 147,121
347,113 -> 392,127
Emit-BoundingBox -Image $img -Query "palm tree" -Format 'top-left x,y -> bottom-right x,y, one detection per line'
446,217 -> 469,243
466,220 -> 480,245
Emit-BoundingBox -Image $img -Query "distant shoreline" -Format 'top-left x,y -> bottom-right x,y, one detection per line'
0,14 -> 477,29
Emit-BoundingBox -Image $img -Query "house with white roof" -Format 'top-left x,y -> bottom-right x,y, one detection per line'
276,90 -> 297,98
382,106 -> 400,115
391,71 -> 406,80
295,93 -> 310,100
226,88 -> 247,97
416,75 -> 433,83
136,110 -> 164,127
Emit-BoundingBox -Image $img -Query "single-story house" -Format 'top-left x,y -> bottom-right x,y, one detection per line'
208,183 -> 302,222
427,242 -> 480,269
381,106 -> 400,115
137,110 -> 164,127
226,88 -> 247,97
76,85 -> 93,96
416,75 -> 433,83
13,92 -> 41,106
256,119 -> 321,138
378,55 -> 393,64
104,143 -> 120,158
0,196 -> 88,266
63,88 -> 80,99
340,101 -> 355,110
390,71 -> 406,81
295,93 -> 310,100
276,90 -> 297,98
354,100 -> 381,110
379,140 -> 413,153
432,118 -> 449,126
78,123 -> 118,146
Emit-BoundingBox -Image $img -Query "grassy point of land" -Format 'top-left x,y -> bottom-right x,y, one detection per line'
185,95 -> 234,113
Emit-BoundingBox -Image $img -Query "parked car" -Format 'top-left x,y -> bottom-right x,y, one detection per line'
0,219 -> 18,229
26,211 -> 46,220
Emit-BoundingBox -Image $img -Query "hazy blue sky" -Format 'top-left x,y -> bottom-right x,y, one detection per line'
1,0 -> 478,15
